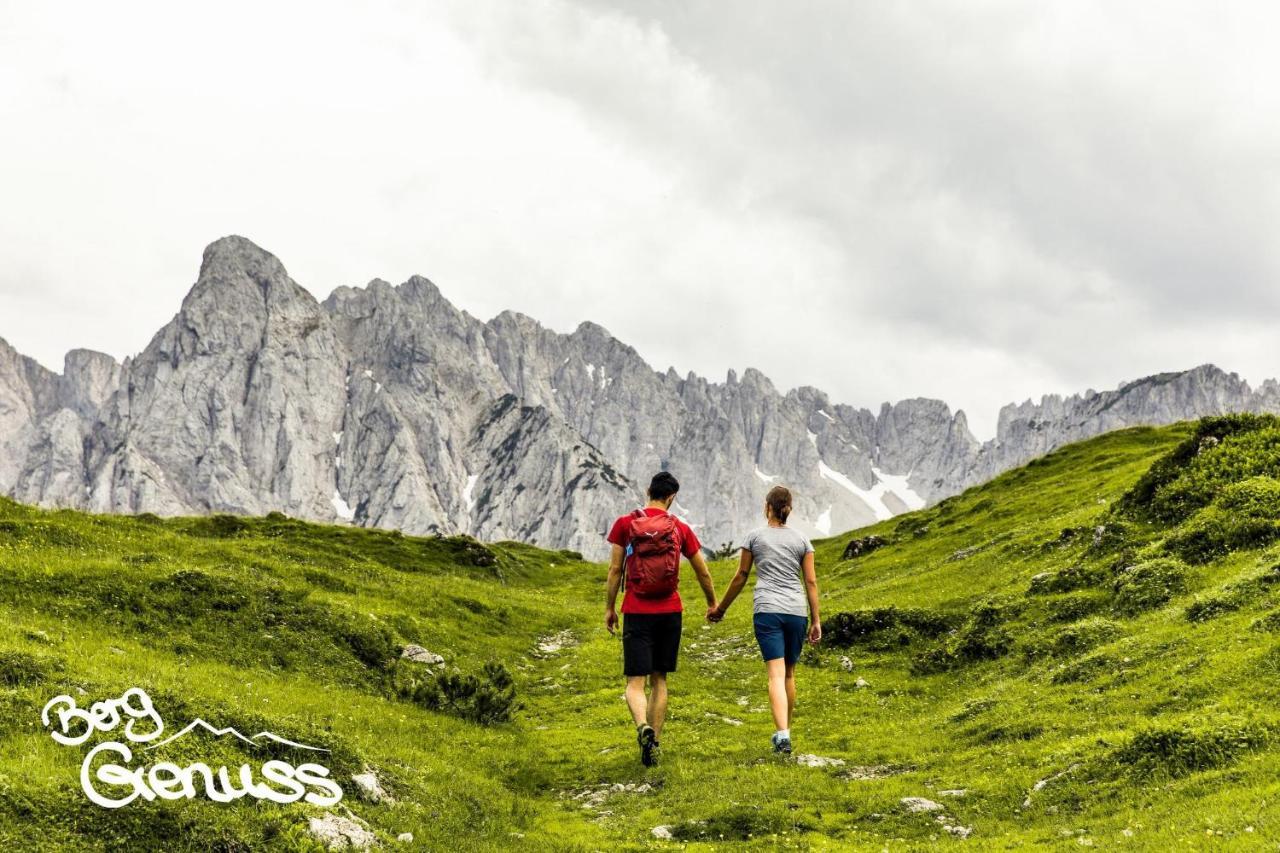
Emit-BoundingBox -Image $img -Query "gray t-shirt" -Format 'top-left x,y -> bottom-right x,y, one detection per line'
743,526 -> 814,617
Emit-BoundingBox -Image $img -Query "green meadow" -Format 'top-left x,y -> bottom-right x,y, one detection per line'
4,415 -> 1280,850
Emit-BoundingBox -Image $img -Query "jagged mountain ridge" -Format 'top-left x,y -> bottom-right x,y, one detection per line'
2,236 -> 1278,556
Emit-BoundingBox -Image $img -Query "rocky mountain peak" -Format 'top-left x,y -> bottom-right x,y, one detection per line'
4,238 -> 1280,557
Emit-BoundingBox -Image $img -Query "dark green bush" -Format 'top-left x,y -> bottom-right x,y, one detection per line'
1044,590 -> 1110,622
824,607 -> 957,650
912,624 -> 1012,674
197,515 -> 250,538
1112,559 -> 1187,616
1163,509 -> 1280,564
396,661 -> 517,725
149,570 -> 249,612
1049,652 -> 1116,684
0,650 -> 58,687
1252,612 -> 1280,633
893,515 -> 931,539
671,806 -> 814,841
1217,476 -> 1280,516
1047,619 -> 1121,658
948,698 -> 997,723
1028,564 -> 1107,595
1115,414 -> 1280,523
331,612 -> 397,671
1111,718 -> 1271,778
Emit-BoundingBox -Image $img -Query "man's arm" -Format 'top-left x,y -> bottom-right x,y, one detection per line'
688,551 -> 719,620
604,544 -> 625,634
802,551 -> 822,643
713,549 -> 753,619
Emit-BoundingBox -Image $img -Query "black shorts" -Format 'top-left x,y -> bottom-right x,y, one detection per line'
622,612 -> 682,676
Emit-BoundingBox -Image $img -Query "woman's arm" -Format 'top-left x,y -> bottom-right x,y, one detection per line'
713,549 -> 753,620
802,551 -> 822,643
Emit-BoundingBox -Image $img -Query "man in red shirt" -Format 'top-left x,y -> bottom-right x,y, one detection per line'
604,471 -> 719,767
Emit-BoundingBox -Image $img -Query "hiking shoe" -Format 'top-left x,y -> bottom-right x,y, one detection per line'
638,725 -> 658,767
771,733 -> 793,756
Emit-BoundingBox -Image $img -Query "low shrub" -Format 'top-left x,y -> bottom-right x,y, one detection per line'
1252,611 -> 1280,633
1217,476 -> 1280,516
893,515 -> 931,540
1112,559 -> 1187,616
948,698 -> 997,723
824,607 -> 957,650
912,624 -> 1012,674
149,570 -> 249,612
0,650 -> 59,687
1028,564 -> 1107,595
1163,509 -> 1280,565
1186,594 -> 1244,623
1042,619 -> 1121,659
1115,414 -> 1280,524
670,806 -> 814,842
1044,590 -> 1109,622
1086,522 -> 1131,553
191,514 -> 250,538
1111,717 -> 1271,778
1049,652 -> 1116,685
330,612 -> 397,671
395,661 -> 517,725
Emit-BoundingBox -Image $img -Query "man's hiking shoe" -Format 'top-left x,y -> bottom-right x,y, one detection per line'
638,725 -> 658,767
771,733 -> 793,756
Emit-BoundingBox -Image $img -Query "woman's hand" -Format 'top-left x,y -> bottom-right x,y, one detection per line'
706,605 -> 725,623
807,620 -> 822,645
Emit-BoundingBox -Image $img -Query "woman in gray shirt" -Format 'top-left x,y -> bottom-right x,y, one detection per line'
710,485 -> 821,755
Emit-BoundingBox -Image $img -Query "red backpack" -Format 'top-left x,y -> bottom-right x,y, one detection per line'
625,510 -> 681,598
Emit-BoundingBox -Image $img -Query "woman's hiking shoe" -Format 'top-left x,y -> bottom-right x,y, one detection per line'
637,724 -> 658,767
771,733 -> 793,755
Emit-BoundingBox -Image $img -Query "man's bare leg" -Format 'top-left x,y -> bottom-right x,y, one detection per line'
625,675 -> 649,727
648,672 -> 668,738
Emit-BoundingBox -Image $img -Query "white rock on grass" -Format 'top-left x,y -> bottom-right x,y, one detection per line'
397,833 -> 413,843
307,813 -> 377,850
942,824 -> 973,839
794,754 -> 846,768
901,796 -> 945,813
854,677 -> 870,688
351,769 -> 392,803
400,644 -> 444,665
536,630 -> 577,655
652,825 -> 674,840
938,789 -> 968,797
840,656 -> 854,672
840,765 -> 907,781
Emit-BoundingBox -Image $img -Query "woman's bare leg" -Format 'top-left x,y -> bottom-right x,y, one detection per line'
765,658 -> 789,731
784,662 -> 797,728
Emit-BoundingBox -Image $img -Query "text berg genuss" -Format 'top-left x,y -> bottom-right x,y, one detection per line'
41,687 -> 343,809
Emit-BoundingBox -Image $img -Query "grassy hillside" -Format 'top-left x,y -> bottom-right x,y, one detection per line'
4,416 -> 1280,849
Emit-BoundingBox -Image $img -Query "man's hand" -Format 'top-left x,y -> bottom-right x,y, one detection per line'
706,604 -> 723,623
807,620 -> 822,645
605,608 -> 619,635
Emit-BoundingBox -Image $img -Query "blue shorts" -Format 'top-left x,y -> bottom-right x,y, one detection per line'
753,612 -> 808,665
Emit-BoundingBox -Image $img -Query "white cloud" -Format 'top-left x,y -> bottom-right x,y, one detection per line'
3,1 -> 1280,438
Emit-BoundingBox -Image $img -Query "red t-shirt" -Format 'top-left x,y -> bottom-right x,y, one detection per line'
608,507 -> 702,614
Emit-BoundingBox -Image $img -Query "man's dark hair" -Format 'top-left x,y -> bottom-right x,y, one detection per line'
648,472 -> 680,501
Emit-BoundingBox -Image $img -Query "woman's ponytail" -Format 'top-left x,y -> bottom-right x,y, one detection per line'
765,485 -> 793,523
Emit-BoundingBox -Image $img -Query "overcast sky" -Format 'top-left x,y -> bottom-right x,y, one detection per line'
3,1 -> 1279,438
